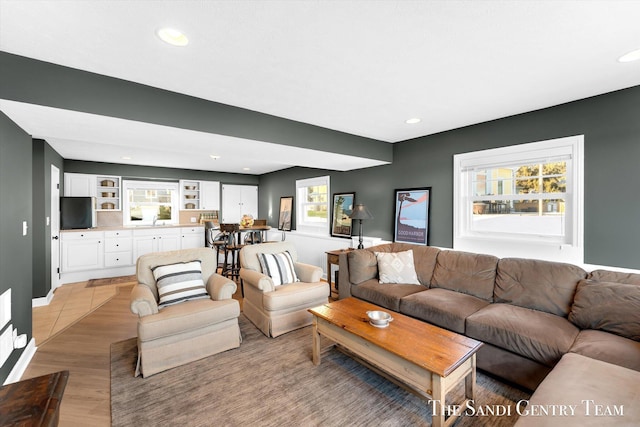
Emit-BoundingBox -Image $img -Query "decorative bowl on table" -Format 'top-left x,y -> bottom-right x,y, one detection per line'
240,214 -> 254,227
366,310 -> 393,328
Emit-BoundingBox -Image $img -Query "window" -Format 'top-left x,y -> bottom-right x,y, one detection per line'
123,180 -> 179,226
295,176 -> 330,234
454,136 -> 584,264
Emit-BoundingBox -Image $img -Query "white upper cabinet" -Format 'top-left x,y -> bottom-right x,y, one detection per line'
180,180 -> 220,210
64,173 -> 121,211
221,184 -> 258,223
64,173 -> 97,197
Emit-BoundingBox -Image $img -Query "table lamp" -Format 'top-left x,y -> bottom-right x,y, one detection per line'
350,204 -> 374,249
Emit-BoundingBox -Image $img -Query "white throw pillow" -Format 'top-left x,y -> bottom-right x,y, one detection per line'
152,260 -> 209,308
258,251 -> 299,286
375,250 -> 420,285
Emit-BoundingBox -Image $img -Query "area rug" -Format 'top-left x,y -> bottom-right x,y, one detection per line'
87,275 -> 137,287
111,315 -> 530,426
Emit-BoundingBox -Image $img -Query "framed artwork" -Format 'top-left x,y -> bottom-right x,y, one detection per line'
394,187 -> 431,245
278,196 -> 293,231
331,192 -> 355,238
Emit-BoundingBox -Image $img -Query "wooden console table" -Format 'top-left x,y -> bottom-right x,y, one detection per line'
326,248 -> 354,299
0,370 -> 69,426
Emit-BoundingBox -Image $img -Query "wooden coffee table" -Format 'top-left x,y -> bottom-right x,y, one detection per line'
309,298 -> 482,427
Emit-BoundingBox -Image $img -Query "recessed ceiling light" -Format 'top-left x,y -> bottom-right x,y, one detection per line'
618,48 -> 640,63
121,156 -> 131,160
157,28 -> 189,47
243,167 -> 251,171
209,155 -> 220,160
405,118 -> 421,124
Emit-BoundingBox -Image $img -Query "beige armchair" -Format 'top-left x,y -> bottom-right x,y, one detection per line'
130,247 -> 241,377
239,241 -> 329,337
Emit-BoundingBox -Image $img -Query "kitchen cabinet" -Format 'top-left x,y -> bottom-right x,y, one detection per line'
132,228 -> 181,260
200,181 -> 220,210
221,184 -> 258,223
180,226 -> 205,249
179,180 -> 220,210
61,231 -> 104,272
96,175 -> 121,211
104,230 -> 133,267
64,173 -> 96,198
64,173 -> 121,211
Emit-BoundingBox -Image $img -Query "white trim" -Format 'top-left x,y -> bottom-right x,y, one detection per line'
3,339 -> 37,385
454,135 -> 584,264
32,288 -> 54,308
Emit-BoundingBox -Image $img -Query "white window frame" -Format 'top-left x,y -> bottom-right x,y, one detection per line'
122,180 -> 180,226
453,135 -> 584,264
295,175 -> 330,235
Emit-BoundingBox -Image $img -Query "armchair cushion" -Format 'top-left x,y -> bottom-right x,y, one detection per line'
152,260 -> 209,308
258,251 -> 299,286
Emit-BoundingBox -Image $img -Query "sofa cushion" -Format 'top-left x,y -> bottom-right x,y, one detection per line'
258,251 -> 299,286
430,250 -> 498,301
569,279 -> 640,341
466,303 -> 579,367
400,288 -> 489,334
587,269 -> 640,285
351,279 -> 425,312
375,250 -> 420,285
152,260 -> 210,308
570,329 -> 640,372
514,353 -> 640,427
347,250 -> 378,284
494,258 -> 586,316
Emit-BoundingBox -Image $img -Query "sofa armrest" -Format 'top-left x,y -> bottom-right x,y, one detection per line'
206,273 -> 237,300
295,262 -> 323,283
240,268 -> 275,292
130,284 -> 158,318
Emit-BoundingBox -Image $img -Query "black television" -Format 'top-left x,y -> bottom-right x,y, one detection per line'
60,197 -> 97,229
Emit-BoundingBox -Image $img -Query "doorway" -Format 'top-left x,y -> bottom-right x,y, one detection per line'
51,165 -> 61,291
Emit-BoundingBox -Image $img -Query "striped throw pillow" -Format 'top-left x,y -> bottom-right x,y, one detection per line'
258,251 -> 299,286
152,260 -> 209,308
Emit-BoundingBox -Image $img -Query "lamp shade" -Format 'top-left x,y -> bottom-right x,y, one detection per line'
350,204 -> 374,220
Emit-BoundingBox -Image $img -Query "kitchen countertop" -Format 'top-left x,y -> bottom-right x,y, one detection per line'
61,224 -> 205,232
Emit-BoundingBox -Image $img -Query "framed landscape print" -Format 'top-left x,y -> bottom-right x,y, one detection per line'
331,192 -> 355,238
278,196 -> 293,231
393,187 -> 431,245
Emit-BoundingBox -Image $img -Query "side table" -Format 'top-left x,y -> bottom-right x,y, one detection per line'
0,370 -> 69,426
325,248 -> 354,299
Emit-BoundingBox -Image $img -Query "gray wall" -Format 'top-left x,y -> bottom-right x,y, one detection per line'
0,51 -> 391,163
32,140 -> 64,299
259,85 -> 640,269
0,112 -> 33,384
64,160 -> 259,186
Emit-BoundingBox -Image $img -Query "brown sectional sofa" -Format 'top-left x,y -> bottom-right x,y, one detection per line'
338,243 -> 640,423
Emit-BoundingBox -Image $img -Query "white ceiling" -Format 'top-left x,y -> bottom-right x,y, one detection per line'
1,0 -> 640,173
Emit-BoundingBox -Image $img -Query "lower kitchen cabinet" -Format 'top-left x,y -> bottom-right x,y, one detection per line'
180,226 -> 205,249
61,231 -> 104,272
104,230 -> 133,267
132,228 -> 181,260
60,226 -> 204,283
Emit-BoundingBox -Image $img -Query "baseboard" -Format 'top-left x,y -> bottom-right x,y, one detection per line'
3,338 -> 37,385
32,288 -> 54,307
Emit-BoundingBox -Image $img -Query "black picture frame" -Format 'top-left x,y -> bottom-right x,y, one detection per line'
331,192 -> 356,238
393,187 -> 431,245
278,196 -> 293,231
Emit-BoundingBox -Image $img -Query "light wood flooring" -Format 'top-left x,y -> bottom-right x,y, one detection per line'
23,276 -> 246,426
23,280 -> 138,426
